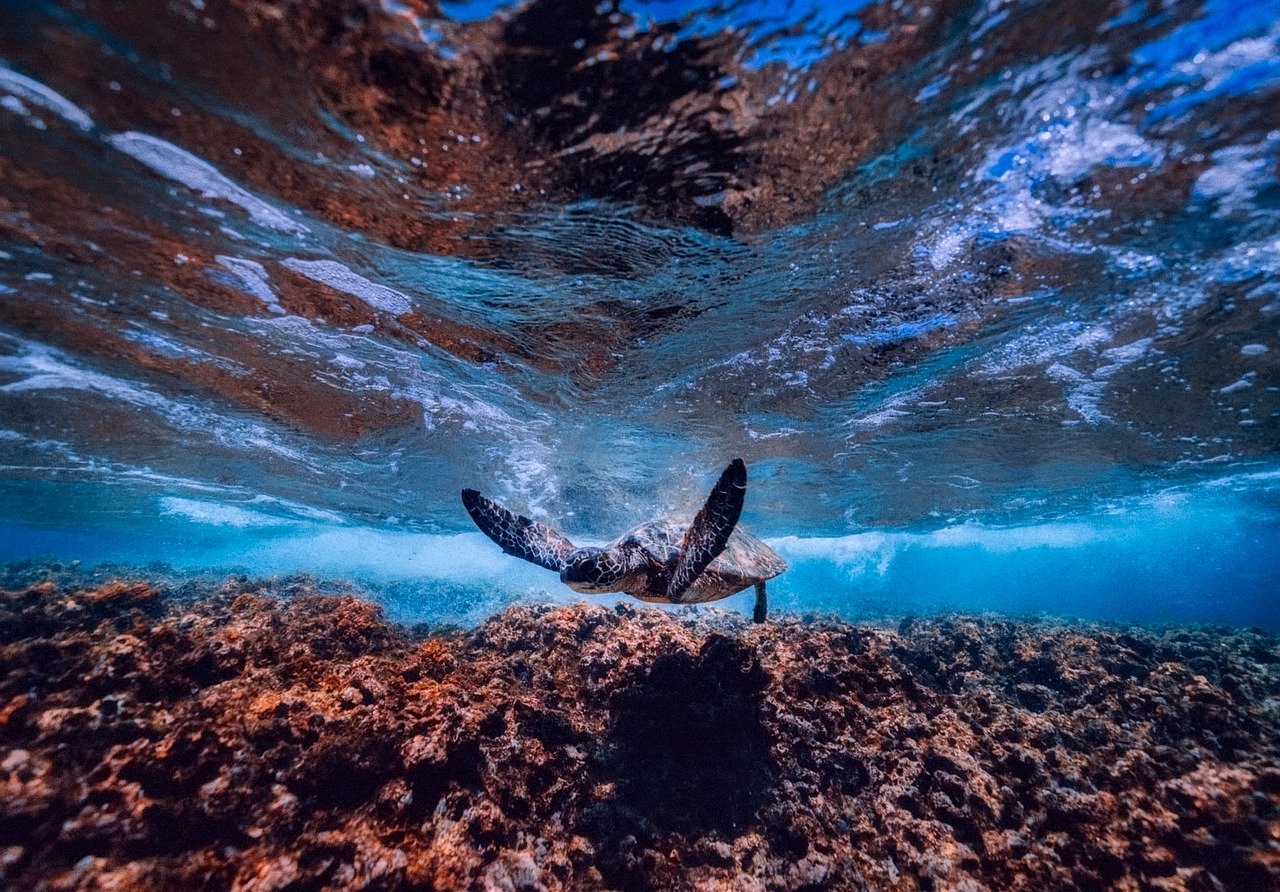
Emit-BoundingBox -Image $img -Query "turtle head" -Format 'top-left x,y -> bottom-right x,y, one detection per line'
560,547 -> 628,594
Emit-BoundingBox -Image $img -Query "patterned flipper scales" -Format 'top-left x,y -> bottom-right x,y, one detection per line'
461,489 -> 577,572
667,458 -> 747,602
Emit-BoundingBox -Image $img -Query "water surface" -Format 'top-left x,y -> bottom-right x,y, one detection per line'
1,0 -> 1278,626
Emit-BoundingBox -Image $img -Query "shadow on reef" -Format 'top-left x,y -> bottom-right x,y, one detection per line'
584,633 -> 773,851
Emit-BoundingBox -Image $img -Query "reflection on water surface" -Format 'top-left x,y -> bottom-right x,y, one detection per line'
0,0 -> 1277,623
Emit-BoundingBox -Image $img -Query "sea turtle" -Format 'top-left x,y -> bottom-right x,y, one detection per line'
461,459 -> 786,622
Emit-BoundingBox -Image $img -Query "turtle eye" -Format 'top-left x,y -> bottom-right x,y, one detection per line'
560,551 -> 598,583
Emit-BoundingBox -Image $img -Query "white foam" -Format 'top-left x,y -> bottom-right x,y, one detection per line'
0,432 -> 261,497
1043,337 -> 1154,425
110,132 -> 307,233
928,228 -> 968,270
1112,250 -> 1163,274
253,530 -> 524,581
245,494 -> 347,525
1100,338 -> 1153,366
1193,140 -> 1278,218
769,520 -> 1113,582
1044,118 -> 1161,182
981,322 -> 1114,375
1,95 -> 29,118
2,460 -> 1273,627
922,521 -> 1107,551
846,385 -> 925,430
0,340 -> 171,408
1219,372 -> 1256,395
160,496 -> 292,528
762,474 -> 1237,587
120,328 -> 217,362
1214,237 -> 1280,302
958,51 -> 1167,249
1167,23 -> 1280,106
493,441 -> 558,518
769,531 -> 896,576
216,255 -> 285,314
0,336 -> 312,464
0,65 -> 94,130
1047,363 -> 1107,424
248,313 -> 525,437
280,258 -> 412,315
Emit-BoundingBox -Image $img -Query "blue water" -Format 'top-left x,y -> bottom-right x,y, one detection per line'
4,470 -> 1280,628
1,0 -> 1278,627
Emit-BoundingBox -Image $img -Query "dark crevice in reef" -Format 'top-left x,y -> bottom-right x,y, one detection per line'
2,578 -> 1280,888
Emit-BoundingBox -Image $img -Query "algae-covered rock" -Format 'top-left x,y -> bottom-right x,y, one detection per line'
1,579 -> 1278,889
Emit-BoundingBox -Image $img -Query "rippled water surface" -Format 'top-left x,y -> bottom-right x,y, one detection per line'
1,0 -> 1278,625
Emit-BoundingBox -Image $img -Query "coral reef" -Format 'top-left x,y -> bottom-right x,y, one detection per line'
2,578 -> 1279,889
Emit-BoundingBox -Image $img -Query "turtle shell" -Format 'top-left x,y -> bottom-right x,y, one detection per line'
614,518 -> 787,604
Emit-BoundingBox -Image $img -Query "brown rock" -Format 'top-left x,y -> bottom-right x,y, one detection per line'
0,580 -> 1278,888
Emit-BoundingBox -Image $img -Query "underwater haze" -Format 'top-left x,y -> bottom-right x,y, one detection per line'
1,0 -> 1278,628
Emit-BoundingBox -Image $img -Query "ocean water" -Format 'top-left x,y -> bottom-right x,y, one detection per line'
0,0 -> 1278,628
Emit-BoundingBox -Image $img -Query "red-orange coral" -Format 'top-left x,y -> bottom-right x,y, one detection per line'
1,580 -> 1278,889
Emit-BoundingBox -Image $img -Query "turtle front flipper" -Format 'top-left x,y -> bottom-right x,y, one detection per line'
667,459 -> 747,602
461,490 -> 577,572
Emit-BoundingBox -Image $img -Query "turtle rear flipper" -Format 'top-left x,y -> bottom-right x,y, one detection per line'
753,581 -> 767,624
667,459 -> 746,602
461,489 -> 577,572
